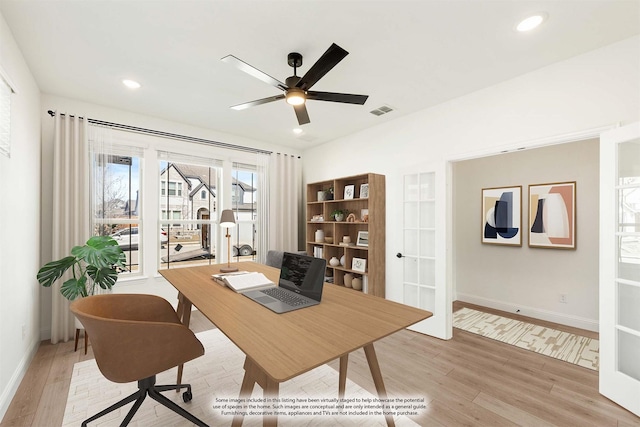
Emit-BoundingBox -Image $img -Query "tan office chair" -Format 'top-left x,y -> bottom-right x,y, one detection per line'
70,294 -> 208,427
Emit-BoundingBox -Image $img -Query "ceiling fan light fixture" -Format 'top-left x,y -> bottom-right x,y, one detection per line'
286,89 -> 306,106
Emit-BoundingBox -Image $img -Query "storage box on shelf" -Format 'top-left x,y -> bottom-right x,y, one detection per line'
306,173 -> 385,297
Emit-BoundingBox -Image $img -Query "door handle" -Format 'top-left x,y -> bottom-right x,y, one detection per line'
396,252 -> 404,258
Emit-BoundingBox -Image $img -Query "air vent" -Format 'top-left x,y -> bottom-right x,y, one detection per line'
369,104 -> 394,116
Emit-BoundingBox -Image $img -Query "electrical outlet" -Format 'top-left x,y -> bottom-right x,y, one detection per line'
559,293 -> 568,303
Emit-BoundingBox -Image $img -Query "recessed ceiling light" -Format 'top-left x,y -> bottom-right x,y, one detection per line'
122,79 -> 141,89
516,13 -> 547,32
292,128 -> 303,134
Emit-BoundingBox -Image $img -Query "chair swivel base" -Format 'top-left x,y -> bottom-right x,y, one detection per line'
81,375 -> 208,427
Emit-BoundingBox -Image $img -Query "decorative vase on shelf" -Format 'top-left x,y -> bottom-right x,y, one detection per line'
335,213 -> 344,222
329,256 -> 340,267
340,255 -> 345,266
315,229 -> 324,243
317,191 -> 326,202
352,277 -> 363,291
344,273 -> 353,288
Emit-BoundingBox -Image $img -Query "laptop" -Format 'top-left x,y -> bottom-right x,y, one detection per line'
243,252 -> 327,313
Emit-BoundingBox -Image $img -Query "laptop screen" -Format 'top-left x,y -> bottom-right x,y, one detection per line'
279,252 -> 327,302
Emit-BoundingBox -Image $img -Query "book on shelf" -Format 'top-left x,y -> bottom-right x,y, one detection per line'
211,271 -> 274,293
313,246 -> 323,258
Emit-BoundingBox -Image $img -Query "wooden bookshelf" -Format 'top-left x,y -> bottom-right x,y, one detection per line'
306,173 -> 385,297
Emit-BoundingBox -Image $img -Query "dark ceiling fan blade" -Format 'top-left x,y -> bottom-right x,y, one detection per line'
293,104 -> 310,125
295,43 -> 348,91
221,55 -> 288,91
230,94 -> 285,110
306,91 -> 368,105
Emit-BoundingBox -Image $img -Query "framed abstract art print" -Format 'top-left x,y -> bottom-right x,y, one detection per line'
528,181 -> 576,249
481,186 -> 522,246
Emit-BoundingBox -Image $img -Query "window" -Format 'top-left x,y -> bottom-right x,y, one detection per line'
161,181 -> 183,196
90,129 -> 265,280
159,157 -> 221,269
91,151 -> 142,274
0,72 -> 13,158
231,164 -> 258,258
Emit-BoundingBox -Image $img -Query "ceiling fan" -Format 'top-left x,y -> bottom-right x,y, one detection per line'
221,43 -> 368,126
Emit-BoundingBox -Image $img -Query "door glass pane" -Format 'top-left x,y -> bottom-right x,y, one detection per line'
420,173 -> 435,200
420,201 -> 435,228
404,284 -> 419,306
405,175 -> 419,202
618,187 -> 640,230
404,201 -> 418,228
404,257 -> 418,283
619,235 -> 640,282
618,330 -> 640,381
404,230 -> 418,256
420,229 -> 435,257
617,139 -> 640,181
419,287 -> 435,312
618,283 -> 640,332
419,258 -> 435,286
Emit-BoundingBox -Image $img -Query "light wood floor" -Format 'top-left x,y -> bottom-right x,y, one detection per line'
1,301 -> 638,426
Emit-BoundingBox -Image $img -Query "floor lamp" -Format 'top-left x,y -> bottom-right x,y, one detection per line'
219,209 -> 238,273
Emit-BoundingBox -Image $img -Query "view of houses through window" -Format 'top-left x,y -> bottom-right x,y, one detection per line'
91,153 -> 142,273
91,144 -> 260,276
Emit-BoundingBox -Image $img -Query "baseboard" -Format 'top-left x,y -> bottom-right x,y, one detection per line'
0,338 -> 40,422
456,293 -> 599,332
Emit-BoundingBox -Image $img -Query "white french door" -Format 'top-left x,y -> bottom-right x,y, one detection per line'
600,122 -> 640,417
398,162 -> 451,339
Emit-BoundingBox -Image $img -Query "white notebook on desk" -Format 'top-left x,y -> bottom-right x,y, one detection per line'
212,271 -> 275,293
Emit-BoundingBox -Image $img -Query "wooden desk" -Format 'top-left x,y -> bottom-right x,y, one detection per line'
160,262 -> 432,426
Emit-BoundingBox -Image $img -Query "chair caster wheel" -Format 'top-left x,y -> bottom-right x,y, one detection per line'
183,390 -> 193,402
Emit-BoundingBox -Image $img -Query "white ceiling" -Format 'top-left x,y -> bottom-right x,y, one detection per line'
1,0 -> 639,149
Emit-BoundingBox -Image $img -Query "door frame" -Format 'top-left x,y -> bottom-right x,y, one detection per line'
436,125 -> 615,339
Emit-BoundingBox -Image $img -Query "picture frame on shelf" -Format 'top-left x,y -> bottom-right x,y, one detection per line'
361,209 -> 369,222
360,183 -> 369,198
352,257 -> 367,273
356,231 -> 369,247
528,181 -> 576,249
344,185 -> 355,200
481,185 -> 522,246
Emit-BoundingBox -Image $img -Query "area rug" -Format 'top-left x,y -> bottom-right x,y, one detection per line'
453,307 -> 599,371
62,328 -> 421,426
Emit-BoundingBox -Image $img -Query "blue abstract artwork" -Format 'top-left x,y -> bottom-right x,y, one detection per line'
482,186 -> 522,246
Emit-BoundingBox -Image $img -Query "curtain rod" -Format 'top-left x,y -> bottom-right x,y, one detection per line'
47,110 -> 272,155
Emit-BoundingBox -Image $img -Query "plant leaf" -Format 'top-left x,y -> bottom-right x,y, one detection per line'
60,276 -> 88,300
36,256 -> 77,288
87,266 -> 119,291
72,235 -> 125,269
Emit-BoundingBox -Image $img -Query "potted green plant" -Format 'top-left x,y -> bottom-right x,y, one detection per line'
37,235 -> 127,300
325,185 -> 334,201
331,209 -> 347,222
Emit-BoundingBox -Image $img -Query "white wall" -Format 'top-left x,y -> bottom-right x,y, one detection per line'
302,36 -> 640,327
454,139 -> 600,329
0,11 -> 42,420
